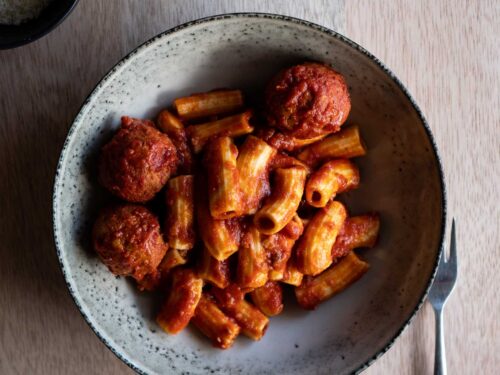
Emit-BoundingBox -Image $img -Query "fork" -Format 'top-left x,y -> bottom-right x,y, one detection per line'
427,219 -> 458,375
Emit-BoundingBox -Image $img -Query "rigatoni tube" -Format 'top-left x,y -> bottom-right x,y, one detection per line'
253,167 -> 307,235
237,136 -> 276,214
296,201 -> 347,276
305,159 -> 360,207
191,293 -> 240,349
331,214 -> 380,259
212,285 -> 269,341
250,281 -> 284,317
174,90 -> 244,120
197,247 -> 231,289
156,268 -> 203,334
186,111 -> 253,153
236,225 -> 268,290
297,125 -> 367,167
262,214 -> 304,281
295,252 -> 369,310
165,175 -> 195,250
196,188 -> 240,261
204,136 -> 242,219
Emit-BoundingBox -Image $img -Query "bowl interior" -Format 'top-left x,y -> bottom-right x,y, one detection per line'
0,0 -> 78,49
53,15 -> 444,375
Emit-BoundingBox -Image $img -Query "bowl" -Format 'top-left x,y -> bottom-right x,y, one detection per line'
53,13 -> 446,375
0,0 -> 79,49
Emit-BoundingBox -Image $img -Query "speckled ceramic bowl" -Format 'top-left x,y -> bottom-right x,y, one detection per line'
53,13 -> 446,375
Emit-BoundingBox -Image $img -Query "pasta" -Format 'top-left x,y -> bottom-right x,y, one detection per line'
295,201 -> 347,276
295,252 -> 369,310
332,214 -> 380,259
305,159 -> 360,207
186,110 -> 253,153
212,284 -> 269,340
297,125 -> 367,167
236,224 -> 268,290
204,136 -> 242,219
196,187 -> 241,261
262,214 -> 304,281
137,248 -> 188,292
165,175 -> 195,250
174,90 -> 244,120
156,268 -> 203,334
92,64 -> 381,350
237,136 -> 276,214
191,293 -> 240,349
196,247 -> 231,289
250,281 -> 284,316
253,167 -> 307,235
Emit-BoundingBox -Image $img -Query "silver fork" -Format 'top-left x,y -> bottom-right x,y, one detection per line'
427,219 -> 458,375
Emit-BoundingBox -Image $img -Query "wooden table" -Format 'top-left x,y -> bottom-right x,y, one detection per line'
1,1 -> 498,374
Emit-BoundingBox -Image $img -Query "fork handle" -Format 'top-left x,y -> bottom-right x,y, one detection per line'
433,307 -> 447,375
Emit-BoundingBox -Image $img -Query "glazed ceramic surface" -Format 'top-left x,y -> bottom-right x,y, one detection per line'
53,14 -> 445,375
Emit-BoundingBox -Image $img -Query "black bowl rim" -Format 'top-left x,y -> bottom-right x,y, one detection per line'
0,0 -> 79,49
52,12 -> 447,375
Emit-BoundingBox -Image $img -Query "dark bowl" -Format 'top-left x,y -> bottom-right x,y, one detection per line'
0,0 -> 78,49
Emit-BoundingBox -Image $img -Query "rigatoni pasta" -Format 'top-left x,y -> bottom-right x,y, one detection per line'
253,167 -> 307,235
186,110 -> 253,153
156,268 -> 203,334
237,136 -> 276,214
295,252 -> 369,310
174,90 -> 244,120
295,200 -> 347,276
250,281 -> 284,316
204,136 -> 242,219
197,247 -> 231,289
236,224 -> 268,290
262,214 -> 304,281
305,159 -> 360,207
332,214 -> 380,259
191,293 -> 240,349
165,175 -> 195,250
196,188 -> 241,261
297,125 -> 367,167
212,285 -> 269,340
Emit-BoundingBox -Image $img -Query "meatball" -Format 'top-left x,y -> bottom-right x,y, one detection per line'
265,63 -> 351,139
99,116 -> 178,202
92,204 -> 168,281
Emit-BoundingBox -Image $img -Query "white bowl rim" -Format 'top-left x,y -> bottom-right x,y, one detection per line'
52,12 -> 447,375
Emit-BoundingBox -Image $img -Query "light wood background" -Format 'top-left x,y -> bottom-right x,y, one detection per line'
0,1 -> 498,374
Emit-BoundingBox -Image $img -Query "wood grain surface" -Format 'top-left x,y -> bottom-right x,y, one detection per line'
0,1 -> 498,374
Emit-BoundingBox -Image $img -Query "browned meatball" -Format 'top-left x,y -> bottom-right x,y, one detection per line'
265,63 -> 351,139
99,116 -> 178,203
92,204 -> 168,281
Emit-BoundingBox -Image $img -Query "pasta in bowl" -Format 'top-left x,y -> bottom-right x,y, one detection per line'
53,14 -> 445,375
90,75 -> 380,348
